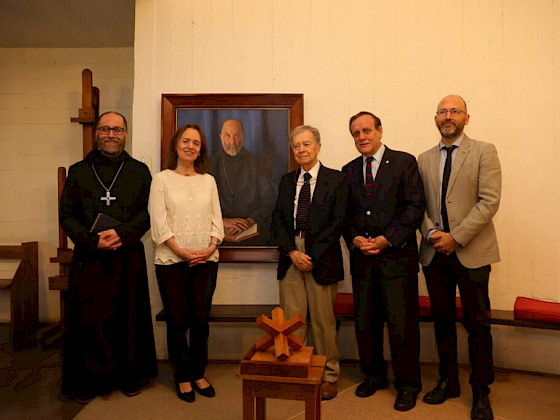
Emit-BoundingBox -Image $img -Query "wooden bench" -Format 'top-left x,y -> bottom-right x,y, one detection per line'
156,293 -> 560,331
0,242 -> 39,349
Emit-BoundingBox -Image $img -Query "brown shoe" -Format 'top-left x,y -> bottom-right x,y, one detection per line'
321,381 -> 338,400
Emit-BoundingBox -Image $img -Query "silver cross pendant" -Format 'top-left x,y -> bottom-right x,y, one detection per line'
100,191 -> 116,206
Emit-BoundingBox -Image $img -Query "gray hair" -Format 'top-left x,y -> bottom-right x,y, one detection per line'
289,125 -> 321,147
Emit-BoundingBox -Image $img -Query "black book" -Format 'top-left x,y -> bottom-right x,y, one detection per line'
90,213 -> 122,233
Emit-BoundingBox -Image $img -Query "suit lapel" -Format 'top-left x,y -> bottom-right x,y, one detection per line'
350,157 -> 367,200
287,169 -> 299,226
311,166 -> 328,211
427,145 -> 441,211
447,135 -> 472,195
370,147 -> 392,197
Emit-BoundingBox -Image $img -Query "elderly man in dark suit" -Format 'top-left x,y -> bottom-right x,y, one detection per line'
342,111 -> 425,411
418,95 -> 501,420
272,125 -> 348,401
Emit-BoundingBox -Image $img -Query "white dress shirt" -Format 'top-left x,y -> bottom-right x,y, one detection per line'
293,161 -> 321,228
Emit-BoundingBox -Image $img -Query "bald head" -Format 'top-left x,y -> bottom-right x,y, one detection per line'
220,119 -> 244,156
434,95 -> 470,143
437,94 -> 467,113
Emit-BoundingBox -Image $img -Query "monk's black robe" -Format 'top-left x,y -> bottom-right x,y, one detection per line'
60,150 -> 157,397
209,147 -> 276,245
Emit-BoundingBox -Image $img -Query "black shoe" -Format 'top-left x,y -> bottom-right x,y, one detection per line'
471,390 -> 493,420
74,392 -> 95,404
394,389 -> 420,411
176,383 -> 195,403
355,376 -> 389,398
423,378 -> 460,404
122,387 -> 142,397
193,378 -> 216,398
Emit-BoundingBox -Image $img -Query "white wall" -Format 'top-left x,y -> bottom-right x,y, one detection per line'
133,0 -> 560,374
1,0 -> 558,376
0,47 -> 134,321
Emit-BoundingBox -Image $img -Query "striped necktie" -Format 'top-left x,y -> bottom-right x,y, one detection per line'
296,172 -> 312,231
365,156 -> 375,196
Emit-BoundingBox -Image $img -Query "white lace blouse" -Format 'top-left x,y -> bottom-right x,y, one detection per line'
149,169 -> 224,265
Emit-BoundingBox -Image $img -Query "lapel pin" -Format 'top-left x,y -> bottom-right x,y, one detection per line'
385,160 -> 389,164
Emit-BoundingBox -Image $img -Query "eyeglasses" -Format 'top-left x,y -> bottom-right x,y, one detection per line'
97,126 -> 126,135
436,108 -> 466,117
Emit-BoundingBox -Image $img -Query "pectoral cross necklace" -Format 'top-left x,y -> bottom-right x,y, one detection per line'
91,161 -> 125,206
220,159 -> 235,196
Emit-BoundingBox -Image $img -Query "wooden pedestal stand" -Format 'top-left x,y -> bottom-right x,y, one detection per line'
238,307 -> 326,420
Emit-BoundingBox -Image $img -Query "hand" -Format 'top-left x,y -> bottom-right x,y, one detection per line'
165,237 -> 215,265
97,229 -> 122,250
175,248 -> 206,265
430,231 -> 457,255
187,245 -> 217,266
288,250 -> 314,272
352,235 -> 389,255
352,236 -> 375,255
223,218 -> 251,235
366,235 -> 390,255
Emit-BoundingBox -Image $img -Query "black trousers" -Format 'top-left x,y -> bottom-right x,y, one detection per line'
155,261 -> 218,383
423,252 -> 493,391
352,256 -> 422,391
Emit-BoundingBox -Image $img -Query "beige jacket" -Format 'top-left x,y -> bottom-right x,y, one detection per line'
418,135 -> 501,269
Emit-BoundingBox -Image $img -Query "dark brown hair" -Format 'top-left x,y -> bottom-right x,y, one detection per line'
348,111 -> 382,133
166,123 -> 209,173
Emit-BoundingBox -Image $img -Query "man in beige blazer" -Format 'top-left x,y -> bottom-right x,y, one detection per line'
418,95 -> 501,420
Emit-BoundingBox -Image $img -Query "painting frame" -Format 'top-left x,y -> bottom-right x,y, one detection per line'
161,93 -> 304,263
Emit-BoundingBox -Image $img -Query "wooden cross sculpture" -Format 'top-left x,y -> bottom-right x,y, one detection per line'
239,307 -> 326,420
248,307 -> 305,361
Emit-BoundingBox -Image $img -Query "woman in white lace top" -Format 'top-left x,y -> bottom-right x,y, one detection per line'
149,124 -> 224,403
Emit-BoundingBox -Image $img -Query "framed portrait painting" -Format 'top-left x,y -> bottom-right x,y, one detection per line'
161,93 -> 304,263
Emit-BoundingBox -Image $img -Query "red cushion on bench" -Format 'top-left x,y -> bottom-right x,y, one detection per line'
514,297 -> 560,324
334,293 -> 491,319
333,293 -> 354,316
418,296 -> 432,317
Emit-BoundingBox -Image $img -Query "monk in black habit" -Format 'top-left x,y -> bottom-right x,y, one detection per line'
209,118 -> 277,245
60,111 -> 157,402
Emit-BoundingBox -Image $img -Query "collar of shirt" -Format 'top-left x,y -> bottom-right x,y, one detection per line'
297,160 -> 321,184
362,143 -> 386,183
439,134 -> 464,151
439,134 -> 464,181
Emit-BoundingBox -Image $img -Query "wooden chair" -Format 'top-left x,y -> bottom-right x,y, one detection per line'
0,242 -> 39,350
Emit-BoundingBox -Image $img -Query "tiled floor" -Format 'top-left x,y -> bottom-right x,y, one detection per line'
1,325 -> 559,420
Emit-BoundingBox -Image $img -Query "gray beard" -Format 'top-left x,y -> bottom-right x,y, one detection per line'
439,124 -> 462,139
224,146 -> 241,156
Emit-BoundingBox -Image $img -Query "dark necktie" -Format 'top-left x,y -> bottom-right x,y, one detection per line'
296,172 -> 312,231
441,145 -> 457,232
365,156 -> 375,196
